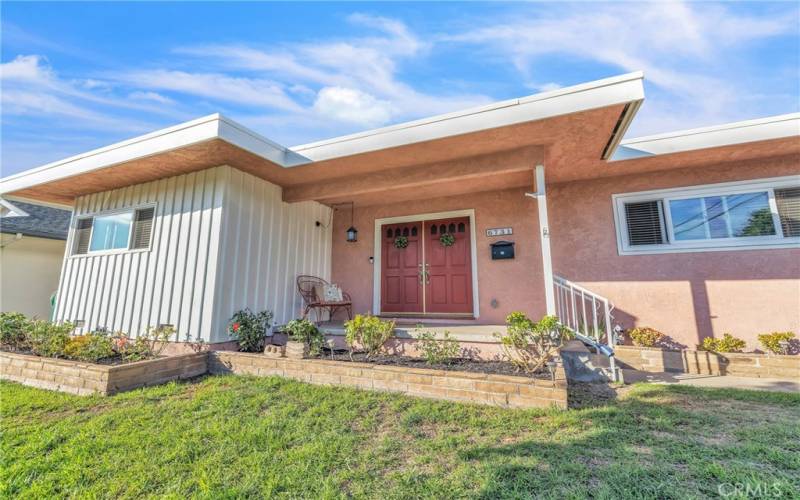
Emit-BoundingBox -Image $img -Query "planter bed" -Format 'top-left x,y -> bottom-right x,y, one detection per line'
0,351 -> 207,395
320,351 -> 552,379
614,345 -> 799,379
0,348 -> 136,366
209,351 -> 567,409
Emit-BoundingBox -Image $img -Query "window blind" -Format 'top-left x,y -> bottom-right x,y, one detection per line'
73,218 -> 93,255
775,187 -> 800,238
624,200 -> 665,246
131,207 -> 155,249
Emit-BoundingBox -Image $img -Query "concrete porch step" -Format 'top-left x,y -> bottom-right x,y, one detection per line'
560,340 -> 621,383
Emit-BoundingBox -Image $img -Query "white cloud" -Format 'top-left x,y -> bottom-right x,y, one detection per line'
443,1 -> 797,135
532,82 -> 562,93
170,14 -> 491,133
117,69 -> 302,111
0,54 -> 54,81
128,91 -> 174,105
313,86 -> 394,126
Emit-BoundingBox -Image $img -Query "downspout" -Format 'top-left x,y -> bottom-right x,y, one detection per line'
525,165 -> 556,315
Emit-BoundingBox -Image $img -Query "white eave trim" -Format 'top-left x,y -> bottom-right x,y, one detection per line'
613,112 -> 800,160
290,71 -> 645,162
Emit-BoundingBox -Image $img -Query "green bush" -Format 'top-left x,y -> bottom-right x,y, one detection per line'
115,325 -> 175,361
757,331 -> 796,354
27,320 -> 74,358
64,332 -> 115,362
702,333 -> 747,353
0,312 -> 31,349
284,319 -> 324,356
415,330 -> 460,365
228,309 -> 274,352
344,315 -> 394,359
627,327 -> 664,347
494,313 -> 572,373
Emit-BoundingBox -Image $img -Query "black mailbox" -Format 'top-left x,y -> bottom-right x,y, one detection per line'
490,241 -> 515,260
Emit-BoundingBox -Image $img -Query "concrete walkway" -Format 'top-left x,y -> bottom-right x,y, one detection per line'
622,370 -> 800,393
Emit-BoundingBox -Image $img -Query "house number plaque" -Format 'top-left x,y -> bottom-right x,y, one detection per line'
486,227 -> 513,237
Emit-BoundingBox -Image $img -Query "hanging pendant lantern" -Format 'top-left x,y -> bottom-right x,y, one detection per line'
345,202 -> 357,242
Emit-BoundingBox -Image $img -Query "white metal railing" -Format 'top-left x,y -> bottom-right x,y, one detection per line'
554,275 -> 618,378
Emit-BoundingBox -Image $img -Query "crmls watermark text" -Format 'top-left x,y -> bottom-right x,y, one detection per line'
718,482 -> 784,498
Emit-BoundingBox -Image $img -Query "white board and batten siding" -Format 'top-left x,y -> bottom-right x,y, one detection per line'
213,167 -> 332,341
54,165 -> 332,344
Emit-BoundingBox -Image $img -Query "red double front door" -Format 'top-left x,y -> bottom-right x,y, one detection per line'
380,217 -> 473,315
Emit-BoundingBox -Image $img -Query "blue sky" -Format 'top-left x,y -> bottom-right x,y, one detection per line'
2,1 -> 798,176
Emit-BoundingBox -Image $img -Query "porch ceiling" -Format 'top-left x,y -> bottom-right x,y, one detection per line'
283,105 -> 625,205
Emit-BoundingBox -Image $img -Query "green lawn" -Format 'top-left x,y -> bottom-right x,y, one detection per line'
2,376 -> 798,499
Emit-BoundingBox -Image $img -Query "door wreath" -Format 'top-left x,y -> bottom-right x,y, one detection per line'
439,233 -> 455,247
394,235 -> 409,249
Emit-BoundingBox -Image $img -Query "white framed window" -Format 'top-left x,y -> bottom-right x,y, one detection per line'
71,205 -> 156,256
613,176 -> 800,255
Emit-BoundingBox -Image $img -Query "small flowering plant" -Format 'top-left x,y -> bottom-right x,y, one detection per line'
228,309 -> 274,352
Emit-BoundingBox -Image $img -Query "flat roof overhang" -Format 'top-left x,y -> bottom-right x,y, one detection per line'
0,72 -> 645,207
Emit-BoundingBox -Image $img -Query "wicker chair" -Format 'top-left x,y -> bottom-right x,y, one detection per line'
297,275 -> 353,322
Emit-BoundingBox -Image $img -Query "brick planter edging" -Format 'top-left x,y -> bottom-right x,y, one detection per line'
1,349 -> 567,408
614,345 -> 799,378
209,351 -> 567,409
0,351 -> 208,395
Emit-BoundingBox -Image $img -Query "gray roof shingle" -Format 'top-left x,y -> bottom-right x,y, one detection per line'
0,200 -> 71,240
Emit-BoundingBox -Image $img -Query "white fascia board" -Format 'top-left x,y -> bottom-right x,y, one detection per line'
216,116 -> 311,167
0,114 -> 298,196
615,113 -> 800,159
290,72 -> 645,162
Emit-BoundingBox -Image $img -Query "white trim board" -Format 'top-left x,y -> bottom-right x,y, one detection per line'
372,209 -> 480,318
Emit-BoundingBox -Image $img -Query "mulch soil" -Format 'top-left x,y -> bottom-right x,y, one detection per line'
314,349 -> 552,380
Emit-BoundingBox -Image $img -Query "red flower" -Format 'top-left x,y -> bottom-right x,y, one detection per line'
232,322 -> 240,332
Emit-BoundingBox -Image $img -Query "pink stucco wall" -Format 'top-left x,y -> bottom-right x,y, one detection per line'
330,153 -> 800,349
549,154 -> 800,350
331,188 -> 546,324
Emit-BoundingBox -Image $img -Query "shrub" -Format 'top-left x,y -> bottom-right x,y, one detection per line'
702,333 -> 747,353
627,327 -> 665,347
115,325 -> 175,361
228,309 -> 274,352
0,312 -> 31,349
27,320 -> 74,358
415,330 -> 460,365
757,331 -> 796,354
64,332 -> 114,362
344,315 -> 394,359
494,313 -> 572,373
284,319 -> 324,356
